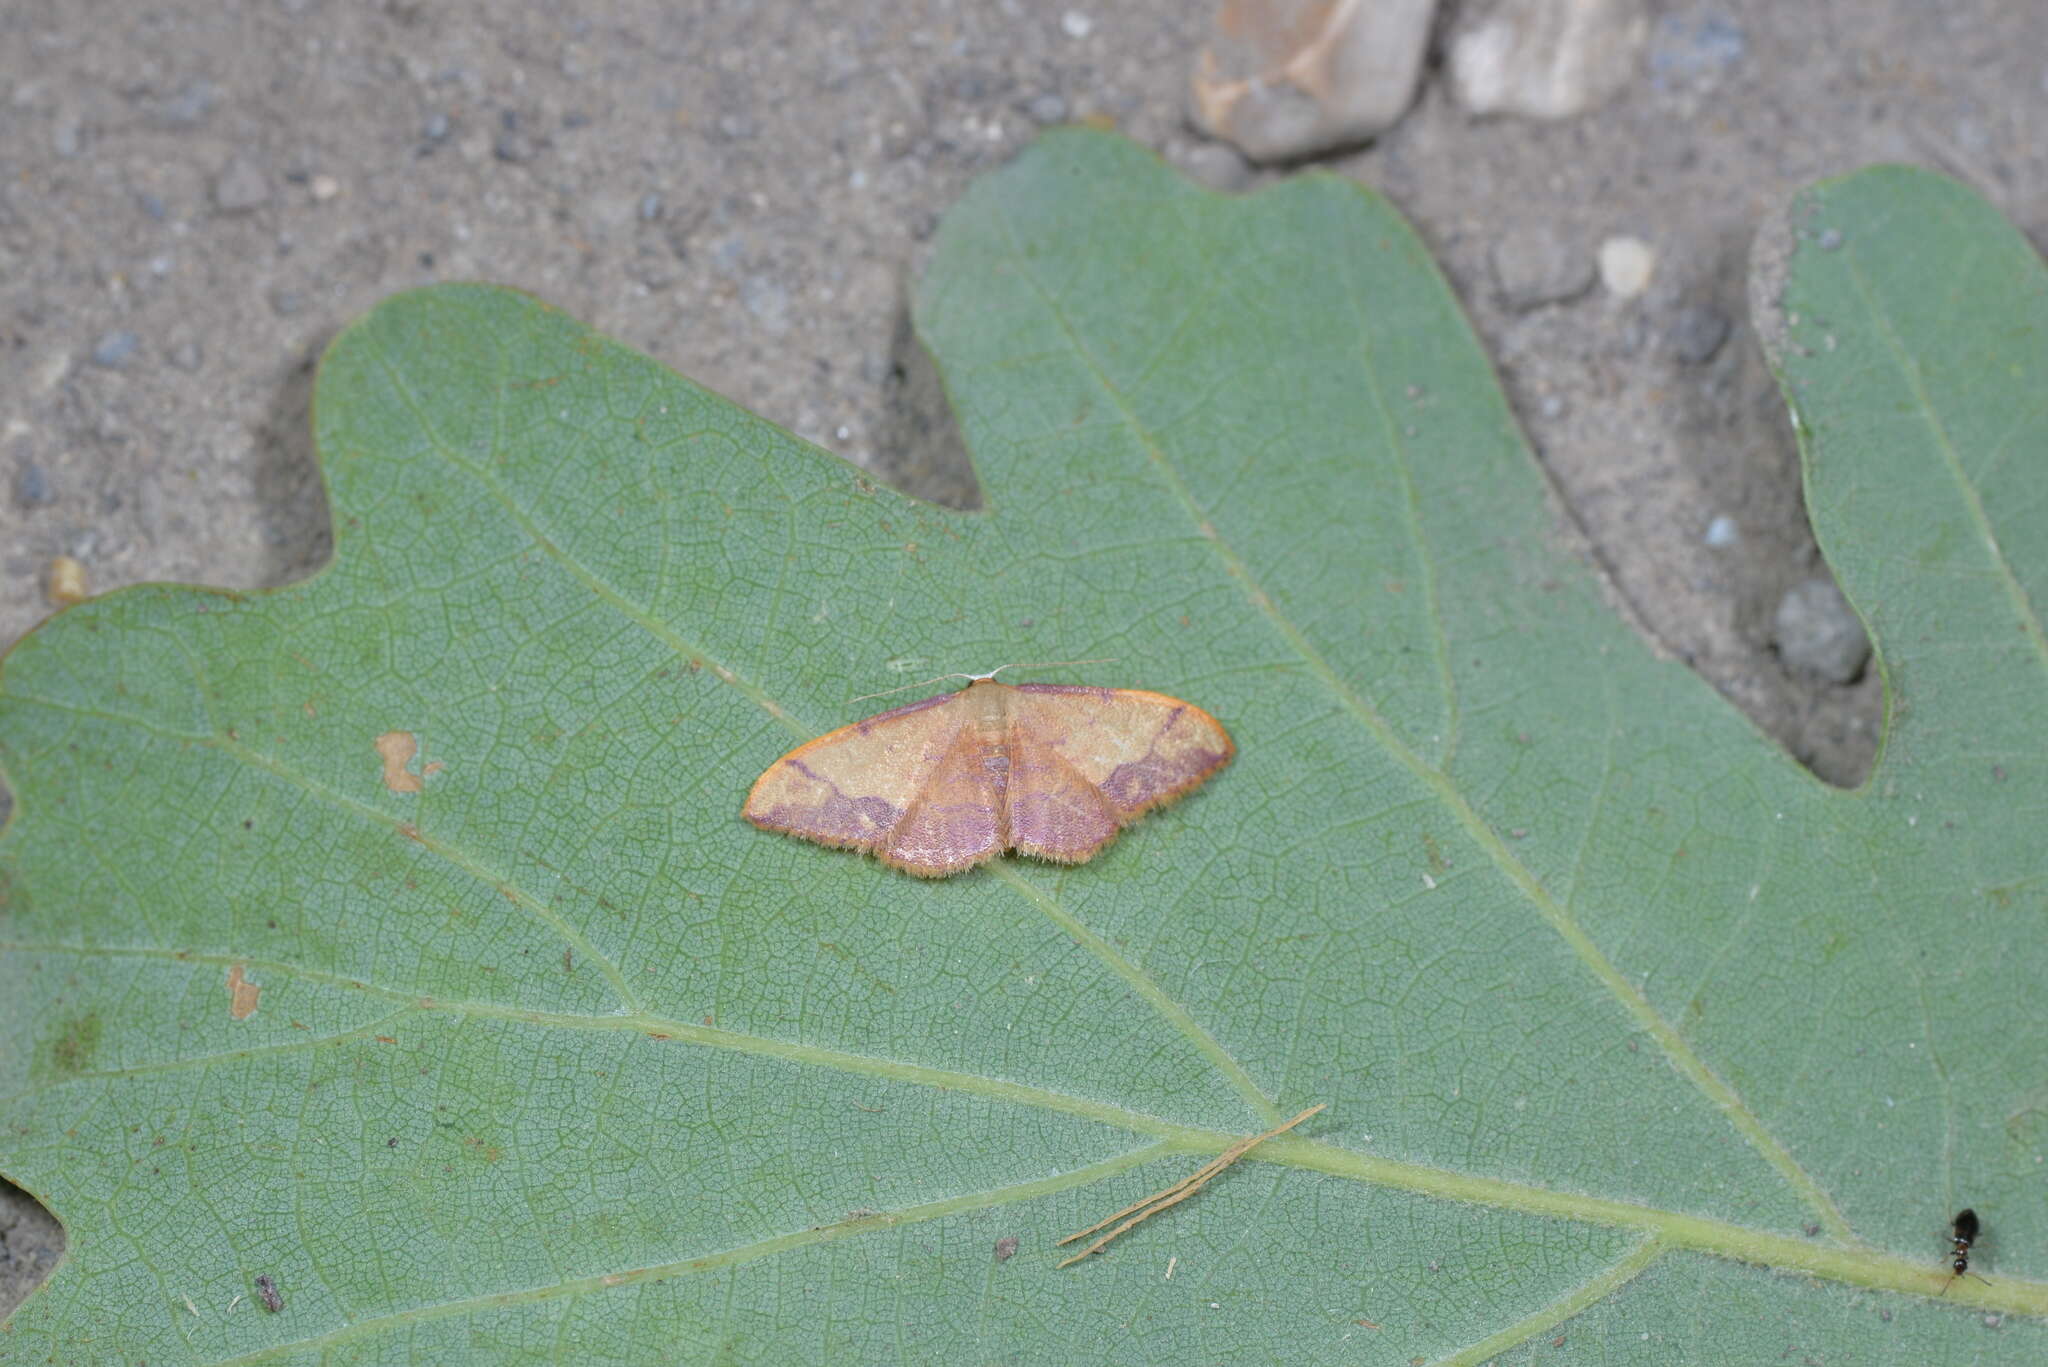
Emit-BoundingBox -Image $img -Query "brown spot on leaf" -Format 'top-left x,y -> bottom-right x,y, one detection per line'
254,1273 -> 283,1312
994,1235 -> 1019,1262
374,731 -> 426,792
226,963 -> 261,1020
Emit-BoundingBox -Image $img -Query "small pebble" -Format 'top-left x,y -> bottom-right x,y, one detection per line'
1181,141 -> 1251,190
1597,235 -> 1655,299
1648,11 -> 1745,90
168,340 -> 203,371
212,155 -> 271,212
154,79 -> 218,127
137,192 -> 167,220
1490,224 -> 1596,311
494,112 -> 539,163
1816,227 -> 1843,251
1774,577 -> 1869,683
1703,515 -> 1739,548
1061,10 -> 1093,39
423,112 -> 451,141
52,115 -> 84,158
90,331 -> 141,369
14,462 -> 55,508
309,174 -> 340,201
638,193 -> 664,221
1025,92 -> 1068,124
1449,0 -> 1648,120
1670,303 -> 1731,363
742,274 -> 791,336
47,555 -> 89,606
1190,0 -> 1433,161
268,288 -> 304,317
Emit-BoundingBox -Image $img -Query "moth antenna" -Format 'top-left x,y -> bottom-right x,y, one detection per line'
847,673 -> 977,705
978,657 -> 1121,681
849,658 -> 1122,703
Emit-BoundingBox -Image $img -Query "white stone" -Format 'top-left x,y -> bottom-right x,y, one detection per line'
1597,235 -> 1655,299
1449,0 -> 1647,120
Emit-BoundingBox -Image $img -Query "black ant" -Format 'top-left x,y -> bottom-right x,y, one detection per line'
1941,1208 -> 1984,1292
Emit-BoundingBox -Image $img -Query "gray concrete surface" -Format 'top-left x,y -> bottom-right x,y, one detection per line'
3,0 -> 2045,1320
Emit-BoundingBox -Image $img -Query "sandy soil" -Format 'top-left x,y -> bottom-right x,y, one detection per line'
3,0 -> 2045,1318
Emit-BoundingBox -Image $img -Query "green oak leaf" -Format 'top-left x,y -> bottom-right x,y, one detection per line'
3,133 -> 2045,1362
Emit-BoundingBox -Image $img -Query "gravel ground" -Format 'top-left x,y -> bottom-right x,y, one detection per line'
3,0 -> 2045,1320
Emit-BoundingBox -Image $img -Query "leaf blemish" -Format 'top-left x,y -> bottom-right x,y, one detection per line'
225,963 -> 261,1020
374,730 -> 427,793
42,1012 -> 102,1077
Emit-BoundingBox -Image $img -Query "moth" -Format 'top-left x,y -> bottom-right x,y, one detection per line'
743,674 -> 1233,877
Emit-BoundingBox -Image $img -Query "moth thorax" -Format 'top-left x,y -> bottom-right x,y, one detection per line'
966,679 -> 1010,729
